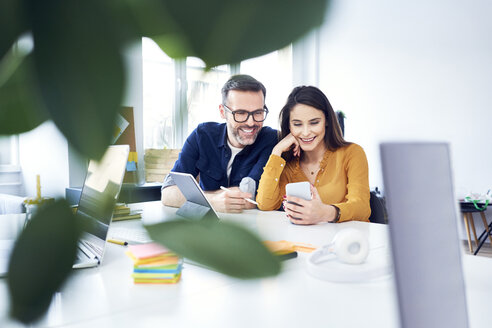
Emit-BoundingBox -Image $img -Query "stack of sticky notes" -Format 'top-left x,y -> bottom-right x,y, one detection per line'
125,243 -> 182,284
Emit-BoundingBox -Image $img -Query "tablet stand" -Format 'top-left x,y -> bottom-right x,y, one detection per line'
176,201 -> 215,220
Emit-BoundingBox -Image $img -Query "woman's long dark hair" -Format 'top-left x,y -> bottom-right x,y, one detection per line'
278,86 -> 350,161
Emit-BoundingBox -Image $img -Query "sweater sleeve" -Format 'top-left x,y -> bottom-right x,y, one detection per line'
256,154 -> 286,211
333,145 -> 371,222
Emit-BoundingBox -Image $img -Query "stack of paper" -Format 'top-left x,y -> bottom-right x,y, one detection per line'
126,243 -> 182,284
113,203 -> 142,221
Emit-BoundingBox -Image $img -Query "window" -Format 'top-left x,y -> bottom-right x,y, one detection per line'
142,37 -> 175,149
185,57 -> 230,134
0,136 -> 19,167
142,39 -> 292,149
239,46 -> 293,130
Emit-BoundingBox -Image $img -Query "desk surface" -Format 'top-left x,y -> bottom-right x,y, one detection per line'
1,201 -> 491,328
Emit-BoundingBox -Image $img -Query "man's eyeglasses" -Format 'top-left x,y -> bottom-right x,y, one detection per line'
222,104 -> 269,123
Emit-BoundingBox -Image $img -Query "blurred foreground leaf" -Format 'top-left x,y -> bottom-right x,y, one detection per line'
0,0 -> 27,60
1,0 -> 330,160
150,0 -> 330,67
8,200 -> 81,324
0,55 -> 49,134
145,219 -> 281,279
25,0 -> 126,160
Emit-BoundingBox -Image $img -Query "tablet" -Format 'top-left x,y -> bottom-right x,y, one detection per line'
169,172 -> 220,220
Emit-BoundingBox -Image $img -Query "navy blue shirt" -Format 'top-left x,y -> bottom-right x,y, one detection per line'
162,122 -> 277,192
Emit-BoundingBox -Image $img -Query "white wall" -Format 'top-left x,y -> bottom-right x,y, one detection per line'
19,121 -> 69,198
317,0 -> 492,195
315,0 -> 492,237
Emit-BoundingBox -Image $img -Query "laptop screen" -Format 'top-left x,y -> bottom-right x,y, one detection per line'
76,145 -> 130,257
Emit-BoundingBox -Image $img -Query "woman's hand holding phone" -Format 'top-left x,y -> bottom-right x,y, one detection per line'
284,184 -> 337,225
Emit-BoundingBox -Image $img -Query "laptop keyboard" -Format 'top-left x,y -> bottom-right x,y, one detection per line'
109,226 -> 152,244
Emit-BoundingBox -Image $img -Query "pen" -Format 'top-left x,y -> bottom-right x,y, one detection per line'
220,186 -> 259,205
107,239 -> 128,246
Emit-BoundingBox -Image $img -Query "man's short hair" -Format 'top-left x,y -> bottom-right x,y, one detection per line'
221,74 -> 266,105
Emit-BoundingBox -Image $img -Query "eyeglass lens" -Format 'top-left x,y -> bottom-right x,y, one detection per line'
233,110 -> 267,122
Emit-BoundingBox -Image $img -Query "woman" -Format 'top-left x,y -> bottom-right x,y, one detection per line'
256,86 -> 371,224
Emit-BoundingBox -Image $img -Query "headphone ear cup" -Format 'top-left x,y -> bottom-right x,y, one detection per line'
333,228 -> 369,264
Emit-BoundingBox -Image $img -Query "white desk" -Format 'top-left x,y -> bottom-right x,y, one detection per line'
1,201 -> 491,327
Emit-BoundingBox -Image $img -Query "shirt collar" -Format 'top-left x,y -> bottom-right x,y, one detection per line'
219,123 -> 228,148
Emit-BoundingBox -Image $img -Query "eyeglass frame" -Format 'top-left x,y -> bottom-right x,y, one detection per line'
222,104 -> 269,123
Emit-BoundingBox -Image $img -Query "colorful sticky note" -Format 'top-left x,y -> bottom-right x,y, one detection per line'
126,161 -> 137,172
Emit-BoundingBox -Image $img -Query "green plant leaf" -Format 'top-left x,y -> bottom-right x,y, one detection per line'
25,0 -> 126,160
0,0 -> 28,60
149,0 -> 330,67
145,218 -> 281,279
7,199 -> 81,324
0,54 -> 49,135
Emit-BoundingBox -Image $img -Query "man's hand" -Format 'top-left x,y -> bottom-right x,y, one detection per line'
207,187 -> 254,213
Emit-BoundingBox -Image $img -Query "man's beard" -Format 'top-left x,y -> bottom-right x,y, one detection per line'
227,121 -> 261,146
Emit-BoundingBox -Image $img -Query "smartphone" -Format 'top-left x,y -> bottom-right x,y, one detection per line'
285,182 -> 312,221
285,181 -> 312,201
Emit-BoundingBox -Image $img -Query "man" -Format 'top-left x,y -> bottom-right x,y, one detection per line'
161,74 -> 277,213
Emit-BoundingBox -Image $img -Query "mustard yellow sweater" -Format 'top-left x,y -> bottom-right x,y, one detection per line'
256,143 -> 371,222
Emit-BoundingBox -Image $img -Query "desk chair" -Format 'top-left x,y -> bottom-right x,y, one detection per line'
460,202 -> 491,254
368,189 -> 387,224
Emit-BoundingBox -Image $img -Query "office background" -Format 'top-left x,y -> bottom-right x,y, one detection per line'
2,0 -> 490,232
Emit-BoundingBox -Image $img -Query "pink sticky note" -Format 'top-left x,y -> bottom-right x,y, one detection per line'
128,243 -> 170,259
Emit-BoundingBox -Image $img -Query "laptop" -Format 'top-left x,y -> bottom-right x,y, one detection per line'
72,144 -> 130,268
380,142 -> 469,328
0,145 -> 130,276
169,172 -> 220,220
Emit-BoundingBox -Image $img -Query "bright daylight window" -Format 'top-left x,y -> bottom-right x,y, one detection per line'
185,57 -> 229,134
141,38 -> 292,183
142,37 -> 292,149
142,37 -> 175,149
239,46 -> 292,130
0,136 -> 18,166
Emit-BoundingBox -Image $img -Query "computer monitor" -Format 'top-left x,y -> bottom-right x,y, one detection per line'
380,142 -> 469,328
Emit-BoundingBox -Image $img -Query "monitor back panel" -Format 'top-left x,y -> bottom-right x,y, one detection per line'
380,142 -> 468,328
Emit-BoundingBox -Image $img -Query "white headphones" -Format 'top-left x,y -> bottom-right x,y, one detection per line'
306,228 -> 391,282
310,228 -> 369,265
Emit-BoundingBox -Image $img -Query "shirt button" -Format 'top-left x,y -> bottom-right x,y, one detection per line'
275,178 -> 278,181
280,164 -> 284,167
317,180 -> 319,183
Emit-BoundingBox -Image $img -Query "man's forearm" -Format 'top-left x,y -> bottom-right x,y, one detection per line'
161,185 -> 186,207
